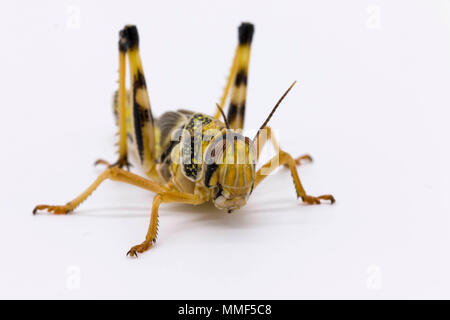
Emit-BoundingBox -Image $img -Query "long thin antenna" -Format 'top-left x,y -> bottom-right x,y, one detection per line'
216,103 -> 230,129
253,81 -> 297,142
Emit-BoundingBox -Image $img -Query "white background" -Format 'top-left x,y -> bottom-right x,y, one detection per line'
1,0 -> 450,299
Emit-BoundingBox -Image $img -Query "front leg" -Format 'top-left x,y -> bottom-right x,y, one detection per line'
33,167 -> 167,215
127,191 -> 205,257
254,150 -> 335,205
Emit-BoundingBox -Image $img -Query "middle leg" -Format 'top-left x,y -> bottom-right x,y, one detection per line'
254,126 -> 312,166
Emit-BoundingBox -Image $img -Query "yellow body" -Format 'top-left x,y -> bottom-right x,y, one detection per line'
33,23 -> 335,257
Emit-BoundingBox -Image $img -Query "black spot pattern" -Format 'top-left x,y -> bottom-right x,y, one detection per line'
181,113 -> 213,181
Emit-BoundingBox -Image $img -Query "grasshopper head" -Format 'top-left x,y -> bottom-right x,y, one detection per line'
206,81 -> 297,212
204,131 -> 256,213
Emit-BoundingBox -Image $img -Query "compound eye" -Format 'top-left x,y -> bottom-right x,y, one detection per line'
204,163 -> 219,188
213,184 -> 223,199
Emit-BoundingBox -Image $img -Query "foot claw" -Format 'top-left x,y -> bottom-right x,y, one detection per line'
326,195 -> 336,204
301,194 -> 335,205
126,242 -> 153,258
284,154 -> 313,168
126,250 -> 139,258
297,154 -> 313,164
95,158 -> 131,170
94,159 -> 111,167
33,204 -> 72,215
114,158 -> 132,171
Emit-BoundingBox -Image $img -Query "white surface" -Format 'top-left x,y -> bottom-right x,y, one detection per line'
1,0 -> 450,299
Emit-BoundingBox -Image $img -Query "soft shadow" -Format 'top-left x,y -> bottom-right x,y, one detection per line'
75,206 -> 152,218
60,197 -> 323,244
73,198 -> 297,219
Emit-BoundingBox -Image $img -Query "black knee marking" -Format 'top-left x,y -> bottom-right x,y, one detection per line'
119,25 -> 139,52
238,22 -> 254,45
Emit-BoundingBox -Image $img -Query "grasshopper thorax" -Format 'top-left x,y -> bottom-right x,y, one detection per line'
204,129 -> 256,213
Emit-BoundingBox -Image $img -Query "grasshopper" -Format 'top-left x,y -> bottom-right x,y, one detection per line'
33,23 -> 335,257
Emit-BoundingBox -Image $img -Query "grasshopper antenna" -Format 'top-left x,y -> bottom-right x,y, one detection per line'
216,103 -> 230,129
253,81 -> 297,142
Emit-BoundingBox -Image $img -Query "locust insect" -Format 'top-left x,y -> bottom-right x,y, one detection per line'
33,22 -> 335,257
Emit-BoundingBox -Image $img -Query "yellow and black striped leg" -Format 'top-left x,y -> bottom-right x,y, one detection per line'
122,25 -> 157,177
227,23 -> 253,129
254,150 -> 335,205
95,34 -> 131,170
127,191 -> 205,257
214,45 -> 239,120
96,25 -> 157,176
115,43 -> 131,169
215,23 -> 254,130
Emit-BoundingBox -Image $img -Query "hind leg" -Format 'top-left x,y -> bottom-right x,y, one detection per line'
95,32 -> 131,169
214,23 -> 254,130
96,25 -> 157,177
